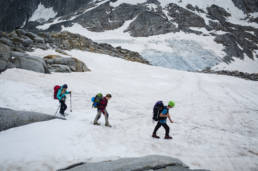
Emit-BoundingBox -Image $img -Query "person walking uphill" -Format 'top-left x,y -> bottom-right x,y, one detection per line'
57,84 -> 71,116
93,94 -> 112,127
152,101 -> 175,139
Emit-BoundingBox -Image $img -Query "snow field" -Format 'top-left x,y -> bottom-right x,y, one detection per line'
29,3 -> 57,23
0,49 -> 258,171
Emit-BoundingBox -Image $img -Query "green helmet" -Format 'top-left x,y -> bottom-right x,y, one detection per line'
168,101 -> 175,107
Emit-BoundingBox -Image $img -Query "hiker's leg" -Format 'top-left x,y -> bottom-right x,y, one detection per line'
94,110 -> 102,123
59,100 -> 66,114
63,101 -> 67,113
153,122 -> 162,135
162,123 -> 170,137
104,109 -> 110,126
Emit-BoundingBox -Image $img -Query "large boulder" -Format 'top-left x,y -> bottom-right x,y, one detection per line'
44,55 -> 90,72
0,43 -> 11,72
59,155 -> 209,171
0,107 -> 60,131
11,51 -> 50,73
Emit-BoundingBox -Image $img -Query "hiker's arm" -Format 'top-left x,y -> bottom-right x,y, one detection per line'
168,114 -> 174,123
57,89 -> 62,100
65,90 -> 71,94
159,113 -> 167,117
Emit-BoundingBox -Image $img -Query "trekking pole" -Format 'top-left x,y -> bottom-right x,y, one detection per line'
70,92 -> 72,112
55,104 -> 60,116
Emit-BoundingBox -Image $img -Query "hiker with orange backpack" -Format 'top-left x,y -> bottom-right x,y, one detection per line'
152,101 -> 175,139
55,84 -> 71,116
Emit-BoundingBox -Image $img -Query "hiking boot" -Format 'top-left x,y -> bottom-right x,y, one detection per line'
93,122 -> 100,125
59,112 -> 65,117
152,134 -> 160,139
164,135 -> 172,139
105,124 -> 112,127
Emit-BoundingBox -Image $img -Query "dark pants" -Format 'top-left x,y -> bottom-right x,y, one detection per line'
153,122 -> 170,136
59,100 -> 67,115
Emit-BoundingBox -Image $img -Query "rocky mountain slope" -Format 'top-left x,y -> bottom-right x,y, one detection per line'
0,0 -> 258,72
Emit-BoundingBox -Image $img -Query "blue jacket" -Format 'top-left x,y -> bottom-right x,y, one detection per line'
159,107 -> 168,124
57,86 -> 70,101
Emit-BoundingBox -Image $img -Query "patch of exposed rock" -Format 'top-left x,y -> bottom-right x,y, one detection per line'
202,69 -> 258,81
44,55 -> 90,73
0,107 -> 61,131
58,155 -> 209,171
0,29 -> 149,73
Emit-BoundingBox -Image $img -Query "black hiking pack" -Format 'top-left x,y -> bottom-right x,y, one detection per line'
153,101 -> 165,121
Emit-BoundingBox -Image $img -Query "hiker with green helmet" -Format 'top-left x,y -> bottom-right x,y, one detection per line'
152,101 -> 175,139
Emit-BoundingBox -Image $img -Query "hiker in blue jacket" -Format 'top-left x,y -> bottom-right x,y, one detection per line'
152,101 -> 175,139
57,84 -> 71,116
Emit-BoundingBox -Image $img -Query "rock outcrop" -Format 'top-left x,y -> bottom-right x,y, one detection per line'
12,51 -> 50,73
0,29 -> 148,73
125,11 -> 177,37
44,55 -> 90,72
0,107 -> 60,131
58,155 -> 209,171
0,42 -> 12,72
202,69 -> 258,81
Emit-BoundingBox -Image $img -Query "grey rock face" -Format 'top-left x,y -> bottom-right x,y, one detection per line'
110,3 -> 144,23
58,155 -> 209,171
167,3 -> 206,29
75,2 -> 120,32
0,0 -> 92,32
232,0 -> 258,13
0,107 -> 59,132
11,52 -> 50,73
126,11 -> 177,37
215,33 -> 244,62
207,5 -> 231,22
44,55 -> 90,73
0,43 -> 11,72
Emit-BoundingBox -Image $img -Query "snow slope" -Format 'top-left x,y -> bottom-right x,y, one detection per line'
0,49 -> 258,171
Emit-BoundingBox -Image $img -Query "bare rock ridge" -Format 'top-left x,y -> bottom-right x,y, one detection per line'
0,29 -> 148,73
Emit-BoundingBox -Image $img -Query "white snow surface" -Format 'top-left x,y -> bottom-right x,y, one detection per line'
0,49 -> 258,171
29,3 -> 57,23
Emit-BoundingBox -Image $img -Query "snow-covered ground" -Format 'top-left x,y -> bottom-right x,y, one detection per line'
0,49 -> 258,171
